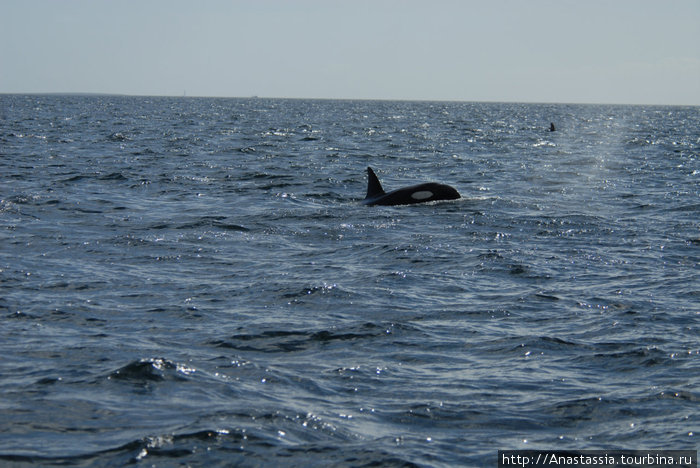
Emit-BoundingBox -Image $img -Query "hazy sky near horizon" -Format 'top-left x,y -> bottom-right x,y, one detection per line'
2,0 -> 699,105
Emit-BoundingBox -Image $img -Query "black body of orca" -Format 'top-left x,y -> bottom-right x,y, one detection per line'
363,167 -> 460,206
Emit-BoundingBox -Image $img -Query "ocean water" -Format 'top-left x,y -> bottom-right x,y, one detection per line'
0,95 -> 698,467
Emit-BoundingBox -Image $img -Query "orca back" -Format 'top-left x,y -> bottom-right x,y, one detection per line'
363,166 -> 460,206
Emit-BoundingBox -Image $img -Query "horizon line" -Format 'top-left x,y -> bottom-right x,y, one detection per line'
1,91 -> 698,108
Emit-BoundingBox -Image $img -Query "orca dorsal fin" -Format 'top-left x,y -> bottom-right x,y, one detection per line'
366,167 -> 385,199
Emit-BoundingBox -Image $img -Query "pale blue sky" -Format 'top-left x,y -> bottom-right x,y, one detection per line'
2,0 -> 699,105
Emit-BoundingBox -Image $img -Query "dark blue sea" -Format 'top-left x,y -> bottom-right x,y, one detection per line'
1,95 -> 698,467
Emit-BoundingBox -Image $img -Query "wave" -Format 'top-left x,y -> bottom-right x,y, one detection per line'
209,322 -> 392,353
140,216 -> 250,232
0,429 -> 421,467
58,171 -> 130,184
107,358 -> 192,384
107,132 -> 130,142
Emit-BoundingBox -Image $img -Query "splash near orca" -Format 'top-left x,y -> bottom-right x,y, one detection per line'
363,167 -> 461,206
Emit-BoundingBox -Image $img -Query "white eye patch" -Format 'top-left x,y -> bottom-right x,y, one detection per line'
411,190 -> 434,200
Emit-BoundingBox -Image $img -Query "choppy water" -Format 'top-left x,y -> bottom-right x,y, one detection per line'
1,95 -> 698,467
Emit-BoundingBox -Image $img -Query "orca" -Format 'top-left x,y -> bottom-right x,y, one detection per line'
363,167 -> 460,206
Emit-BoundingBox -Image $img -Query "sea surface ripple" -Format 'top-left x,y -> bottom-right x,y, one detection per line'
1,95 -> 699,467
